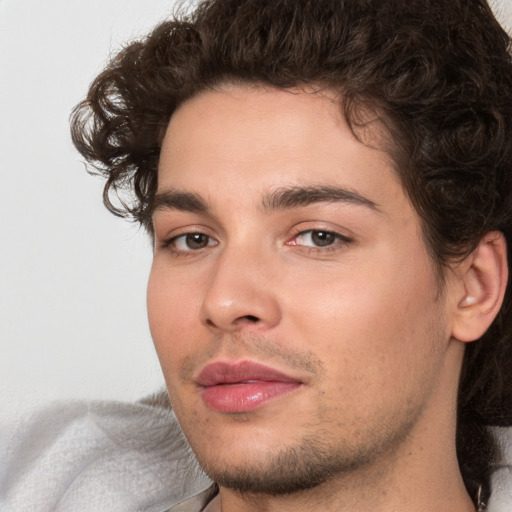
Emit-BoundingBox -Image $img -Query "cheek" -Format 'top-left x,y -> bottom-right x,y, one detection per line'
283,250 -> 445,400
147,262 -> 202,370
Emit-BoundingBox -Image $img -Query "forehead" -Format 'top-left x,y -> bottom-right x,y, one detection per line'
157,85 -> 405,215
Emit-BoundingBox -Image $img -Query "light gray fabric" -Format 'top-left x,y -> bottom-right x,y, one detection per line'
166,489 -> 213,512
489,465 -> 512,512
487,427 -> 512,512
0,400 -> 211,512
1,400 -> 511,511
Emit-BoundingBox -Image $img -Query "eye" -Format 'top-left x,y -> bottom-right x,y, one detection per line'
166,232 -> 217,252
293,230 -> 346,248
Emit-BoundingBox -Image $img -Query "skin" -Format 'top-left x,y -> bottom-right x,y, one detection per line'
147,85 -> 478,511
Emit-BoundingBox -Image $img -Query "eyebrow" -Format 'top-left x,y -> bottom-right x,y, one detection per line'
261,185 -> 380,212
151,184 -> 380,216
151,189 -> 209,215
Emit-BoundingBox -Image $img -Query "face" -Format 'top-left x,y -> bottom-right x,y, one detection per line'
147,85 -> 456,493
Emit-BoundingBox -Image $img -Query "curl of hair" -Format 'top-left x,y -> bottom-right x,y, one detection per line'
71,0 -> 512,505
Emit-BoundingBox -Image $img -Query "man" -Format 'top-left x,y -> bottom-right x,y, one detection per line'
2,0 -> 512,511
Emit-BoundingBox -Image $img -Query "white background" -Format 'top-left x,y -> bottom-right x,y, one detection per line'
0,0 -> 181,425
1,0 -> 511,426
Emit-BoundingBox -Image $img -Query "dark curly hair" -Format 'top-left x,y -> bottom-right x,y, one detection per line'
70,0 -> 512,507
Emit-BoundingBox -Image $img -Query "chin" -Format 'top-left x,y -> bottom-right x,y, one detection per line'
188,428 -> 383,496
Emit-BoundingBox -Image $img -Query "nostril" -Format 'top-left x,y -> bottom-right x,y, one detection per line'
204,315 -> 259,329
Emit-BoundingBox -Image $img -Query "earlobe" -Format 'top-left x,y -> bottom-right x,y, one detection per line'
451,231 -> 508,343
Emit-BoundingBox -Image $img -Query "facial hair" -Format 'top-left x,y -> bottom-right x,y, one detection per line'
175,335 -> 427,497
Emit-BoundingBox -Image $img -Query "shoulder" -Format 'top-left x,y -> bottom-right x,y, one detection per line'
0,398 -> 211,512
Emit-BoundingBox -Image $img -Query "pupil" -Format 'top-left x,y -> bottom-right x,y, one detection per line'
186,233 -> 208,249
312,231 -> 335,246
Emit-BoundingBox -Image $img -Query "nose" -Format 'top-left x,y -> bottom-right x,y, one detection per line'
201,245 -> 281,332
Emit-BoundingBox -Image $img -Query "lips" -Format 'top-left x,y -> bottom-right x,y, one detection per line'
196,361 -> 302,413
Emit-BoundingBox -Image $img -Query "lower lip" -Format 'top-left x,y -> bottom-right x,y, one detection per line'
201,381 -> 301,413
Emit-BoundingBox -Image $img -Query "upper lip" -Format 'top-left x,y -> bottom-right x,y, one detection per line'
196,360 -> 302,387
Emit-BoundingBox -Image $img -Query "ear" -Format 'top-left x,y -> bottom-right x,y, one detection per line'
451,231 -> 508,343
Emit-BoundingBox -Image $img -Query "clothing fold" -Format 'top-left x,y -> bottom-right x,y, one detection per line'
1,399 -> 510,511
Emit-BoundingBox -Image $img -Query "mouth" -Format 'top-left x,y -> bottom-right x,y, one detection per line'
196,360 -> 303,413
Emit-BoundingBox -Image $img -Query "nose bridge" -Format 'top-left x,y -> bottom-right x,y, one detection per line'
201,239 -> 281,331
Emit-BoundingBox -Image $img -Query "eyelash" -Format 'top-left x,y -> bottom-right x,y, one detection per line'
288,229 -> 352,252
159,229 -> 352,256
160,232 -> 217,254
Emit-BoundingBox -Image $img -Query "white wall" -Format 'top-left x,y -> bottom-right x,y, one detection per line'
1,0 -> 511,426
493,0 -> 512,33
0,0 -> 181,425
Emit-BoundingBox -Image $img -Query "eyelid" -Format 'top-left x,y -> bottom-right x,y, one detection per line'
288,226 -> 352,243
173,233 -> 217,250
286,227 -> 353,254
158,227 -> 219,255
152,212 -> 218,243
